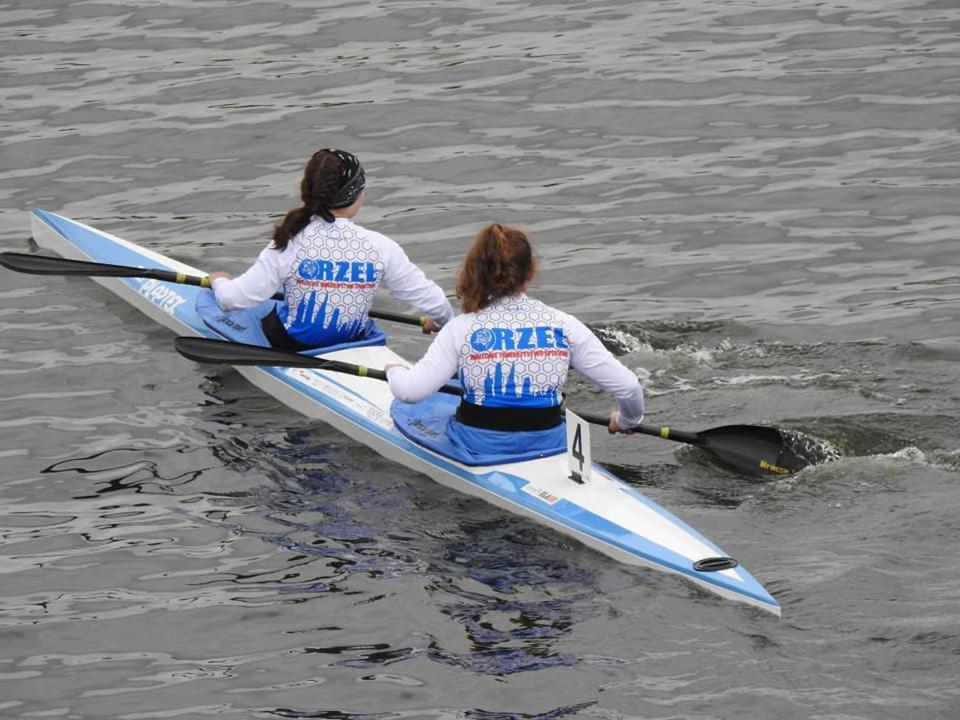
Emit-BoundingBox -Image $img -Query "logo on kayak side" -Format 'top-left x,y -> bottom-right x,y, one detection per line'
522,483 -> 560,505
138,278 -> 187,315
283,368 -> 393,430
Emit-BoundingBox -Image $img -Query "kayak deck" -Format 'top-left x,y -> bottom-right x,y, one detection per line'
27,209 -> 781,616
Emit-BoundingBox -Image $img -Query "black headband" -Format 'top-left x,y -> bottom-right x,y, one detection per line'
329,150 -> 366,209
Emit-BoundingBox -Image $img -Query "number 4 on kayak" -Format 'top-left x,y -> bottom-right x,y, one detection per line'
565,409 -> 593,484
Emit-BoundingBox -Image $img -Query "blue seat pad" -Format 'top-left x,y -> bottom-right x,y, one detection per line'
390,392 -> 565,466
196,292 -> 387,353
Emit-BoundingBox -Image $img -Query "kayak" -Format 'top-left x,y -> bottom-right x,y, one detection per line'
27,209 -> 781,616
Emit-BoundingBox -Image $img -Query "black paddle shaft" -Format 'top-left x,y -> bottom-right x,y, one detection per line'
578,412 -> 699,443
173,336 -> 461,396
0,251 -> 426,327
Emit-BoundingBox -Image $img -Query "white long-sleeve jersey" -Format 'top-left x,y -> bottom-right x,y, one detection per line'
387,294 -> 644,429
211,217 -> 453,347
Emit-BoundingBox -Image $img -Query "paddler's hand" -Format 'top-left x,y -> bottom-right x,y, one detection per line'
422,318 -> 441,334
207,271 -> 231,284
384,363 -> 412,377
608,411 -> 635,435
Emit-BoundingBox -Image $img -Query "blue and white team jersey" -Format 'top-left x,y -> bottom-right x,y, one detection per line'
211,217 -> 453,347
388,294 -> 645,427
457,295 -> 572,408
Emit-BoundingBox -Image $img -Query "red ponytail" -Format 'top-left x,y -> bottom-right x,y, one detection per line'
456,224 -> 535,313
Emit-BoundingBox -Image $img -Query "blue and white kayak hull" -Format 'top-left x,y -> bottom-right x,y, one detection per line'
28,209 -> 781,616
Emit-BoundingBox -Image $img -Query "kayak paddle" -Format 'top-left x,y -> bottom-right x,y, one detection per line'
173,336 -> 818,476
577,412 -> 814,476
174,335 -> 461,396
0,250 -> 212,286
0,251 -> 428,329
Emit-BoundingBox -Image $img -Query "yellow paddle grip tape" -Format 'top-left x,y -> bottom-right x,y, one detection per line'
200,276 -> 210,288
176,272 -> 186,283
358,365 -> 368,377
660,427 -> 670,438
420,315 -> 428,327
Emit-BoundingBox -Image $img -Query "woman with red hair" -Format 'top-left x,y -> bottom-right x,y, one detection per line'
386,223 -> 644,459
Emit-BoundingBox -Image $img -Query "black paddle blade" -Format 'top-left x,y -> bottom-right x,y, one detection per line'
0,251 -> 134,277
174,336 -> 329,369
697,424 -> 813,476
0,251 -> 208,287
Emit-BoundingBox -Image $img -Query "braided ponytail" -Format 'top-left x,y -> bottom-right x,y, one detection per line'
272,149 -> 352,250
456,224 -> 535,313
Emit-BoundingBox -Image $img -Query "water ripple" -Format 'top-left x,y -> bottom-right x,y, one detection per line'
3,0 -> 960,718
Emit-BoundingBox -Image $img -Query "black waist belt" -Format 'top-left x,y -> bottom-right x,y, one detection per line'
261,306 -> 313,352
455,401 -> 563,431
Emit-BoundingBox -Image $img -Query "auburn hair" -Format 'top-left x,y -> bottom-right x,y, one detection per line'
272,150 -> 346,251
456,224 -> 535,313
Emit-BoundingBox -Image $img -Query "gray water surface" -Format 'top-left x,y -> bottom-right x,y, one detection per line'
2,1 -> 959,718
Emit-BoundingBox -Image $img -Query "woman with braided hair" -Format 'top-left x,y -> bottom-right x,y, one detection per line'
207,148 -> 453,350
385,223 -> 644,460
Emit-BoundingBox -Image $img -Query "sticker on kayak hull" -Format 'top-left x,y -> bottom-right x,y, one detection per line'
522,484 -> 560,505
284,366 -> 393,430
137,278 -> 187,315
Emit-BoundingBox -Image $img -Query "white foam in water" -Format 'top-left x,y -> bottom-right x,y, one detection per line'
675,343 -> 716,366
887,446 -> 929,465
712,371 -> 845,388
784,430 -> 841,466
594,327 -> 654,354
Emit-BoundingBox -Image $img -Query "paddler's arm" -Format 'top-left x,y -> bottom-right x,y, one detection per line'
564,315 -> 645,435
385,319 -> 462,402
208,245 -> 286,310
376,233 -> 454,331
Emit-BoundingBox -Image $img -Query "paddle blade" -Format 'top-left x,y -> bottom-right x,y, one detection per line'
0,251 -> 209,287
0,251 -> 135,277
697,424 -> 812,476
174,336 -> 328,369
